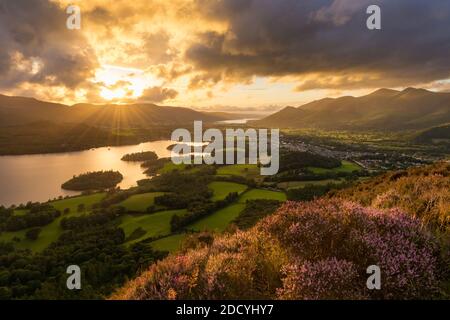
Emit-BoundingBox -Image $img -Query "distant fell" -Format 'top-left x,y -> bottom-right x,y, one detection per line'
252,88 -> 450,131
0,94 -> 224,127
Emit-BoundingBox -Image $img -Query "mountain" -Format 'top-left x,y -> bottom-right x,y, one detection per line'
201,111 -> 262,121
252,88 -> 450,131
0,95 -> 68,126
0,94 -> 232,155
0,94 -> 224,128
415,124 -> 450,144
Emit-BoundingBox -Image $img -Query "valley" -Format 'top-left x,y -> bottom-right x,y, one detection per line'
1,0 -> 450,304
0,91 -> 449,301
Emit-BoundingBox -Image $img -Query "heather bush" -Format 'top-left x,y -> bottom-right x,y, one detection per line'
336,162 -> 450,231
113,230 -> 287,300
371,175 -> 450,228
277,258 -> 365,300
112,199 -> 445,300
117,248 -> 210,300
262,200 -> 442,299
203,230 -> 287,299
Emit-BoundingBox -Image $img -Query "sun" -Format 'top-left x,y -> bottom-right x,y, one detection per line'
100,87 -> 127,100
95,64 -> 161,102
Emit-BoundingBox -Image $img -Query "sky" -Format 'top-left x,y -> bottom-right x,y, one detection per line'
1,0 -> 450,112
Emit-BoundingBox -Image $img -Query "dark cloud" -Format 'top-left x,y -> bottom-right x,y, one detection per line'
85,6 -> 118,24
187,0 -> 450,89
139,86 -> 178,103
0,0 -> 98,90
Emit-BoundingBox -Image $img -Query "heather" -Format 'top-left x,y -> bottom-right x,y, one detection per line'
335,162 -> 450,230
112,199 -> 446,300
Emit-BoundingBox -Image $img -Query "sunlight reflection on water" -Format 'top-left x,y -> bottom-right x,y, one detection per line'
0,140 -> 174,206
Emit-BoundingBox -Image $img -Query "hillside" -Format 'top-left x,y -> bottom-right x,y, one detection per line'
112,162 -> 450,300
0,94 -> 229,155
201,111 -> 260,121
0,94 -> 224,128
333,162 -> 450,228
253,88 -> 450,131
415,124 -> 450,144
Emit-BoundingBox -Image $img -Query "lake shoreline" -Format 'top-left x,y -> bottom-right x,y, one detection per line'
0,140 -> 175,207
0,136 -> 170,157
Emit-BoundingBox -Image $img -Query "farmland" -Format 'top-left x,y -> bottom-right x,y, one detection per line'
119,209 -> 187,244
150,233 -> 187,253
216,164 -> 259,177
208,181 -> 248,201
189,203 -> 246,232
117,192 -> 166,212
0,193 -> 105,252
239,189 -> 287,203
308,160 -> 362,174
147,188 -> 286,249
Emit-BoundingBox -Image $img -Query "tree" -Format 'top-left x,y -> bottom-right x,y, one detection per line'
77,204 -> 85,213
26,228 -> 41,240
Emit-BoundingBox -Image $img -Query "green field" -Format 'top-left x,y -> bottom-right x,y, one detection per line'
13,209 -> 29,216
0,193 -> 106,252
0,188 -> 284,253
158,162 -> 187,174
277,179 -> 344,190
51,193 -> 106,212
208,181 -> 248,201
158,162 -> 202,174
150,233 -> 187,253
308,160 -> 362,174
119,209 -> 187,244
189,189 -> 286,233
189,203 -> 246,232
117,192 -> 166,212
238,189 -> 287,203
216,164 -> 259,177
128,188 -> 286,252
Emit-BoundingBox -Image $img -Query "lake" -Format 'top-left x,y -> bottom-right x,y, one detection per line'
0,140 -> 174,207
216,118 -> 256,124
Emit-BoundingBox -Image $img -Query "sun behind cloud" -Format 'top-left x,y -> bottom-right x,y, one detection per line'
95,65 -> 163,102
1,0 -> 450,108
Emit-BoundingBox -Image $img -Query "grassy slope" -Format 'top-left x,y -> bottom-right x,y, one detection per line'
189,189 -> 286,233
150,233 -> 187,253
216,164 -> 259,177
117,192 -> 166,212
0,193 -> 106,252
13,209 -> 29,216
119,209 -> 187,244
208,181 -> 248,201
334,162 -> 450,227
159,162 -> 187,174
238,189 -> 287,203
308,160 -> 362,174
189,203 -> 246,232
148,187 -> 286,251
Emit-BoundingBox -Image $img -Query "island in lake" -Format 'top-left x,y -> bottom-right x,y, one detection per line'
61,171 -> 124,191
121,151 -> 158,162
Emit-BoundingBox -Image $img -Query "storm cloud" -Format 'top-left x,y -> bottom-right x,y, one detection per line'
187,0 -> 450,89
1,0 -> 450,104
0,0 -> 98,90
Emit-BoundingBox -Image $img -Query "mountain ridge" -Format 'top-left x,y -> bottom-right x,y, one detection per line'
0,94 -> 225,127
252,88 -> 450,131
